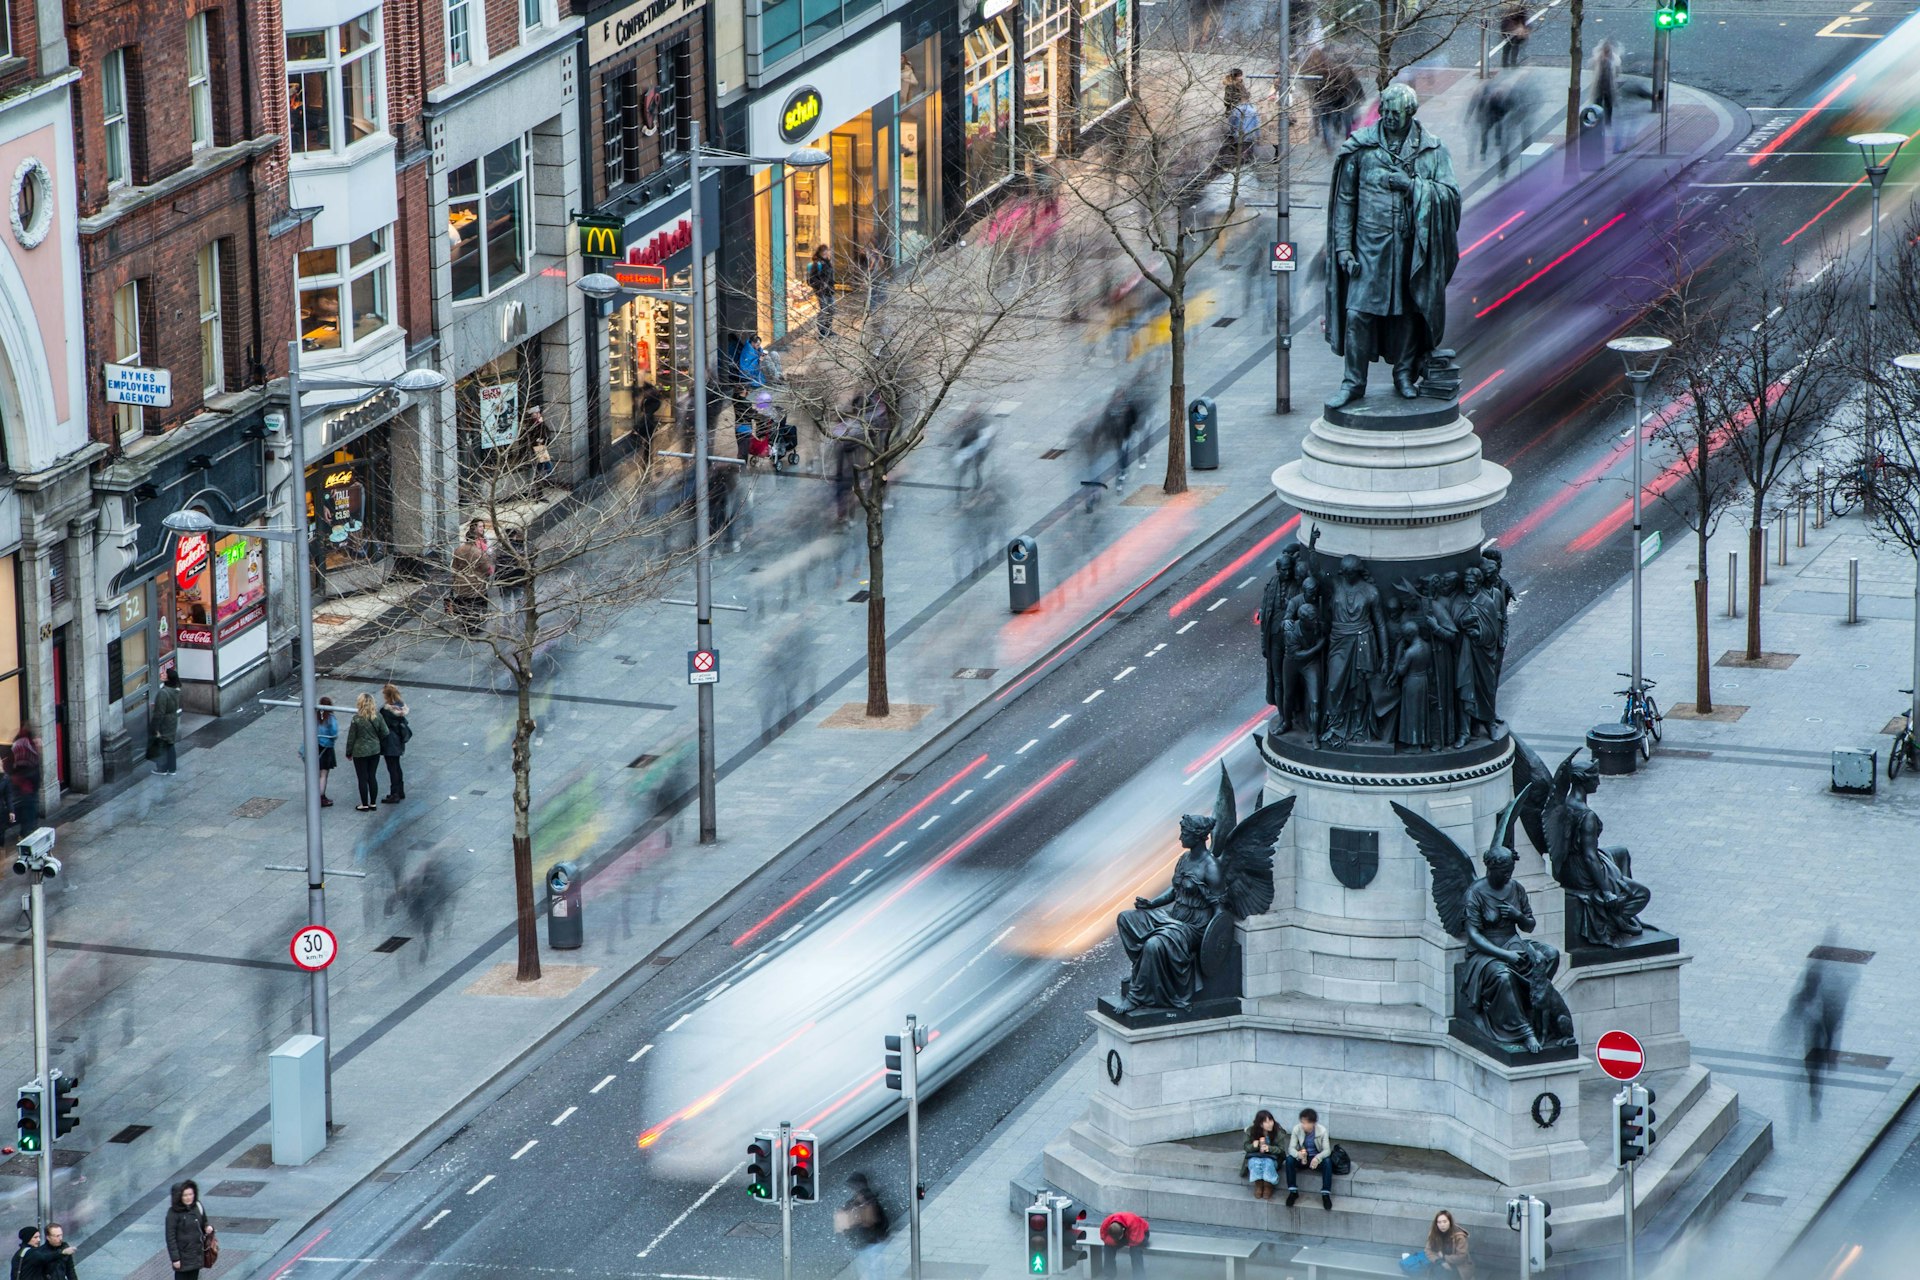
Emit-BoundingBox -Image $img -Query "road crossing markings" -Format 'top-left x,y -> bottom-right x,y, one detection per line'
1049,713 -> 1073,728
467,1175 -> 495,1195
591,1075 -> 616,1094
551,1107 -> 577,1126
628,1044 -> 654,1063
422,1210 -> 451,1231
511,1140 -> 538,1160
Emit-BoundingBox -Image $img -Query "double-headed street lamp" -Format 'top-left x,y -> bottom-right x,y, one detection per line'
163,346 -> 445,1128
1605,335 -> 1673,703
578,122 -> 826,846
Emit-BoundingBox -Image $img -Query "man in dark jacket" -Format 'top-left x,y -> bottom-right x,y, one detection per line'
837,1173 -> 889,1280
17,1223 -> 76,1280
151,668 -> 182,775
10,1228 -> 38,1280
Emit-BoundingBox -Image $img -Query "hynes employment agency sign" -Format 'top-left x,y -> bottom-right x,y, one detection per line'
104,362 -> 173,408
588,0 -> 707,62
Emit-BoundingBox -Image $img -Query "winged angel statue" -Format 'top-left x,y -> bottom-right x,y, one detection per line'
1510,742 -> 1652,950
1115,766 -> 1296,1014
1390,796 -> 1576,1055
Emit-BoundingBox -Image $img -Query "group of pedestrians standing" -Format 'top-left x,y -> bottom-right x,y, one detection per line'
309,684 -> 410,811
8,1224 -> 75,1280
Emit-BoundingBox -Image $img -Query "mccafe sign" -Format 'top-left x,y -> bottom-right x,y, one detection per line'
587,0 -> 708,62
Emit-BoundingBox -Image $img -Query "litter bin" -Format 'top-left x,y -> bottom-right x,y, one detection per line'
1007,536 -> 1040,613
1585,723 -> 1641,776
546,860 -> 583,949
1188,397 -> 1220,470
1579,103 -> 1607,171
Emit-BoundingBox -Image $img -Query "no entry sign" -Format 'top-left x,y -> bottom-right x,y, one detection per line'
1596,1029 -> 1645,1081
290,925 -> 338,972
688,648 -> 719,685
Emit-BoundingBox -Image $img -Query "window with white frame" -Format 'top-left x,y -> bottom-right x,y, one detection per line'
448,136 -> 528,302
286,12 -> 383,155
198,242 -> 224,397
521,0 -> 543,32
446,0 -> 474,68
187,13 -> 213,150
298,227 -> 393,353
103,49 -> 130,188
110,280 -> 142,438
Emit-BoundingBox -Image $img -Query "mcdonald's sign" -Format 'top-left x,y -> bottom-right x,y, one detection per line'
576,216 -> 624,259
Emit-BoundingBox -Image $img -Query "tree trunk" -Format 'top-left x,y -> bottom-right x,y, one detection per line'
1563,0 -> 1585,179
1374,1 -> 1392,91
1692,579 -> 1712,714
1745,520 -> 1763,659
1164,274 -> 1189,495
864,478 -> 890,717
511,657 -> 540,982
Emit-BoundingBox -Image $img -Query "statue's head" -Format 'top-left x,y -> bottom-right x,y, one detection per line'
1483,547 -> 1505,573
1483,842 -> 1516,887
1338,554 -> 1363,580
1569,754 -> 1602,796
1400,617 -> 1421,642
1299,575 -> 1319,602
1441,570 -> 1463,594
1179,813 -> 1217,850
1298,600 -> 1319,624
1463,566 -> 1483,593
1380,83 -> 1419,134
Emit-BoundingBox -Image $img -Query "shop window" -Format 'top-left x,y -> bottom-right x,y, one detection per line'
110,279 -> 143,439
762,0 -> 801,67
963,19 -> 1016,202
656,39 -> 692,158
606,277 -> 686,449
117,591 -> 150,702
0,556 -> 21,742
299,226 -> 393,352
446,0 -> 474,68
103,49 -> 130,188
449,136 -> 529,301
307,447 -> 388,572
286,11 -> 384,155
198,241 -> 224,397
188,13 -> 213,150
899,37 -> 943,255
1080,0 -> 1132,122
601,66 -> 644,193
455,343 -> 546,494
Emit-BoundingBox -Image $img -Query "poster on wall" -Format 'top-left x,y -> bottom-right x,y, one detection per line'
213,534 -> 267,641
174,534 -> 214,647
478,381 -> 522,449
900,121 -> 921,221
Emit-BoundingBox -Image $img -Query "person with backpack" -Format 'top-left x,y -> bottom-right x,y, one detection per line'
378,683 -> 411,802
836,1172 -> 890,1280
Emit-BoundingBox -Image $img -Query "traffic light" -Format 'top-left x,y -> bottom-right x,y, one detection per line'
1673,0 -> 1690,25
14,1080 -> 42,1154
1613,1084 -> 1658,1165
787,1129 -> 820,1203
884,1020 -> 928,1099
1026,1203 -> 1057,1275
747,1132 -> 779,1202
1525,1196 -> 1553,1269
884,1034 -> 910,1098
1655,0 -> 1688,28
51,1069 -> 78,1139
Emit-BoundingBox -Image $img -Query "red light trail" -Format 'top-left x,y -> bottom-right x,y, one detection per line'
1167,515 -> 1301,618
1461,210 -> 1526,257
1747,76 -> 1856,168
635,1021 -> 818,1150
1475,213 -> 1627,319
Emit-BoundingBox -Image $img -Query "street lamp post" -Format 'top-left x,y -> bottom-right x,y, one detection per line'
578,124 -> 826,845
163,349 -> 445,1128
1851,132 -> 1906,504
1895,352 -> 1920,752
1606,335 -> 1673,703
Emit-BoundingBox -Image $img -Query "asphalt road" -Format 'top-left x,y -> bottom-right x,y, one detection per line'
1771,1087 -> 1920,1280
256,15 -> 1920,1280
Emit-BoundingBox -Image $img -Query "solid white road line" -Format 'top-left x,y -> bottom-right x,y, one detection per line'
628,1044 -> 654,1063
638,1162 -> 746,1258
551,1107 -> 577,1126
1082,689 -> 1104,704
591,1075 -> 616,1094
666,1013 -> 692,1032
422,1210 -> 451,1231
1177,621 -> 1198,634
466,1175 -> 494,1195
1017,739 -> 1039,753
1114,666 -> 1136,681
511,1140 -> 538,1160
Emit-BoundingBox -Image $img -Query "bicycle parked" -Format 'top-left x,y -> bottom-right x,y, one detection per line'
1889,689 -> 1916,781
1825,452 -> 1892,520
1616,673 -> 1663,760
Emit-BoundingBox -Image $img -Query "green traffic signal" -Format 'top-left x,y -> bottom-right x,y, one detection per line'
15,1084 -> 42,1153
1655,6 -> 1675,28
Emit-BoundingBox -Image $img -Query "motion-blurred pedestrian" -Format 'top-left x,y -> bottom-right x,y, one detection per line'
1470,78 -> 1529,177
952,406 -> 996,494
807,245 -> 836,337
149,667 -> 181,776
379,683 -> 411,803
345,693 -> 387,812
1499,0 -> 1529,66
10,721 -> 42,833
450,524 -> 494,637
836,1172 -> 890,1280
166,1180 -> 216,1277
1321,59 -> 1363,152
1787,951 -> 1853,1118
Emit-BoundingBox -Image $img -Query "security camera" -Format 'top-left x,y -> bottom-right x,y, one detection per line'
18,827 -> 55,859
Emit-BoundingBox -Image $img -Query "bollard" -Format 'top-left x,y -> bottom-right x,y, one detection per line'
1727,552 -> 1738,617
1815,468 -> 1827,529
1847,557 -> 1859,623
1479,20 -> 1489,78
1778,512 -> 1788,566
1797,498 -> 1807,548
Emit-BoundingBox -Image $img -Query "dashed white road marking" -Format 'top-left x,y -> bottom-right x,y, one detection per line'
551,1107 -> 577,1126
1150,643 -> 1167,654
1206,598 -> 1227,612
1049,714 -> 1072,728
743,952 -> 769,970
666,1013 -> 692,1032
628,1044 -> 654,1063
467,1175 -> 494,1195
591,1075 -> 616,1094
1235,576 -> 1257,589
884,841 -> 909,857
422,1210 -> 451,1231
1082,689 -> 1104,704
511,1140 -> 538,1160
919,815 -> 941,830
851,868 -> 874,885
703,982 -> 731,1002
1177,621 -> 1198,634
983,765 -> 1006,780
950,789 -> 974,805
1114,666 -> 1136,681
1017,738 -> 1039,753
813,895 -> 840,914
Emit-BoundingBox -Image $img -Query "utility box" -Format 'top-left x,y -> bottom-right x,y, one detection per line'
1831,748 -> 1877,795
269,1034 -> 327,1166
547,861 -> 583,949
1007,537 -> 1040,613
1579,103 -> 1607,170
1188,397 -> 1220,470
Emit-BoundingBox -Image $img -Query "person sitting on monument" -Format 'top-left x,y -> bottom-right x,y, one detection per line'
1242,1109 -> 1284,1199
1284,1107 -> 1335,1209
1404,1209 -> 1474,1277
1094,1210 -> 1150,1277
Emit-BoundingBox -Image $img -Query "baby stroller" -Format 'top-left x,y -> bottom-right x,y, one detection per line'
747,389 -> 800,473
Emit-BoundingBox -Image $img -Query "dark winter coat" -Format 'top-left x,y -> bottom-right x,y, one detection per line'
16,1242 -> 74,1280
166,1198 -> 211,1269
152,684 -> 182,745
345,713 -> 387,759
379,705 -> 411,757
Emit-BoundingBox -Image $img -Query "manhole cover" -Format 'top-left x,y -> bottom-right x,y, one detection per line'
372,936 -> 412,954
234,797 -> 287,819
1039,448 -> 1068,460
1809,945 -> 1874,965
208,1180 -> 266,1198
728,1221 -> 781,1238
214,1218 -> 278,1235
848,590 -> 871,603
110,1124 -> 152,1144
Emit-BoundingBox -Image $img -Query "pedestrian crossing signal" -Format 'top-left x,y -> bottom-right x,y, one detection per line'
787,1130 -> 820,1203
1655,0 -> 1688,27
1027,1208 -> 1051,1274
14,1081 -> 41,1154
747,1133 -> 777,1201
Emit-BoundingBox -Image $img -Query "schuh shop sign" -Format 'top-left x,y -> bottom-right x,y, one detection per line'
778,86 -> 823,144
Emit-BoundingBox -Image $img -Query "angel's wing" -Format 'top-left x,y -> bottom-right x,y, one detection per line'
1216,793 -> 1296,919
1543,750 -> 1579,883
1213,761 -> 1240,851
1509,733 -> 1552,854
1388,801 -> 1475,938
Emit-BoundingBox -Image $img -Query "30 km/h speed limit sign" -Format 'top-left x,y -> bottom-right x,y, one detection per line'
290,925 -> 339,971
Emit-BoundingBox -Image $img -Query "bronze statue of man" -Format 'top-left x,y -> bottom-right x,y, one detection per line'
1324,83 -> 1462,407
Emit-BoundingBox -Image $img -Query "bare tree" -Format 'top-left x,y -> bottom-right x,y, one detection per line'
1054,17 -> 1277,495
1332,0 -> 1504,92
1661,230 -> 1858,661
777,236 -> 1056,717
1859,210 -> 1920,725
359,372 -> 687,980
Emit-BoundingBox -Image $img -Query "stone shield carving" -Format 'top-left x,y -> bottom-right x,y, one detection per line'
1329,827 -> 1380,890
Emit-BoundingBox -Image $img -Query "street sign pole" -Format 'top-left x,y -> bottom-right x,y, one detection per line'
779,1120 -> 794,1280
1623,1154 -> 1637,1280
28,869 -> 51,1227
905,1014 -> 923,1280
1275,0 -> 1293,414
